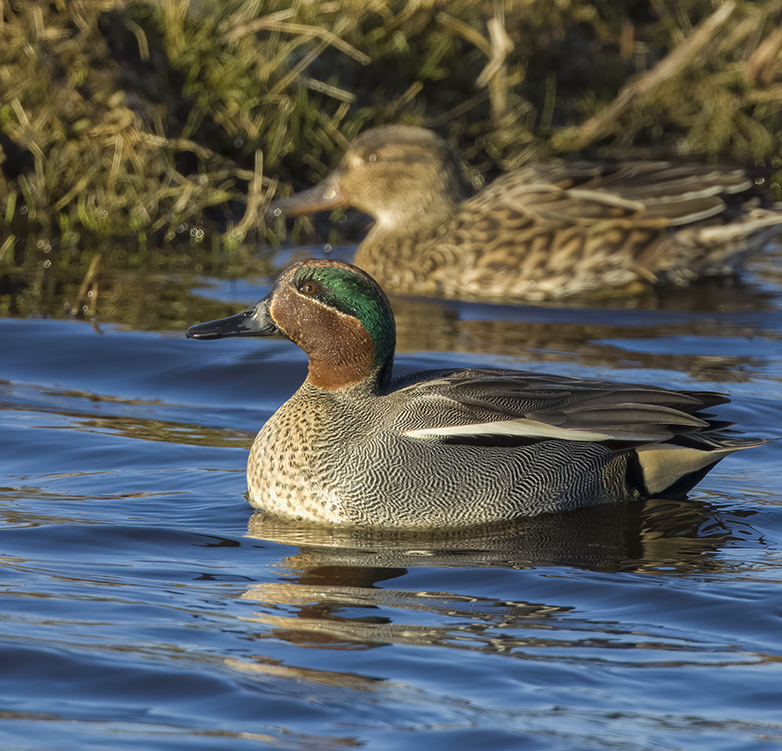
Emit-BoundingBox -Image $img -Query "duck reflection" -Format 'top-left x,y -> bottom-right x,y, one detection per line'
388,288 -> 779,383
219,246 -> 782,382
237,498 -> 755,652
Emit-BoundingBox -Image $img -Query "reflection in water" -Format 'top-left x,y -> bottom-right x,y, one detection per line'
0,240 -> 271,331
247,498 -> 744,574
1,256 -> 781,750
57,409 -> 253,449
4,243 -> 780,389
238,499 -> 756,653
2,381 -> 254,449
224,249 -> 782,381
390,294 -> 779,382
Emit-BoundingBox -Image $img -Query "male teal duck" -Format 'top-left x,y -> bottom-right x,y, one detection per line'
187,259 -> 764,530
269,125 -> 782,301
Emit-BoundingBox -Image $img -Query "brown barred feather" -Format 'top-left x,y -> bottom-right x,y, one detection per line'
269,125 -> 782,301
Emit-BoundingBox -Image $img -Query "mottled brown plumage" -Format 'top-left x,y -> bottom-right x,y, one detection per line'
269,125 -> 782,301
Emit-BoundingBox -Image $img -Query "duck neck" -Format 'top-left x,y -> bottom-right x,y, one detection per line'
305,350 -> 393,393
301,317 -> 395,393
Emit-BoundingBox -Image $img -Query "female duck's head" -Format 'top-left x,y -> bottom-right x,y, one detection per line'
187,260 -> 397,391
268,125 -> 472,233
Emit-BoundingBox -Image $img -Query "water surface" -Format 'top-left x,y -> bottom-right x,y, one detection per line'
1,244 -> 781,750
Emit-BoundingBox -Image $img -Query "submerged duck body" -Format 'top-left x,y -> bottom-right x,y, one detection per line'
187,260 -> 764,530
270,125 -> 782,301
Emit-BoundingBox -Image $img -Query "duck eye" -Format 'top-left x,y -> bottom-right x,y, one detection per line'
299,280 -> 320,296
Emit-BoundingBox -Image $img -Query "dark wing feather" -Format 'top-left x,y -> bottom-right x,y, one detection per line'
390,368 -> 738,447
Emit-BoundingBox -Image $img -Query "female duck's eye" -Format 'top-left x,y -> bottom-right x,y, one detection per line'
299,280 -> 320,296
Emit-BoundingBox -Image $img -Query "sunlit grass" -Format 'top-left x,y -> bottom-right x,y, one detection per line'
0,0 -> 780,257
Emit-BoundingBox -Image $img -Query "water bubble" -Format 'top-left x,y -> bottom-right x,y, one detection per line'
369,153 -> 377,163
43,259 -> 51,268
324,243 -> 333,253
87,290 -> 93,298
20,205 -> 28,215
273,207 -> 282,217
100,210 -> 108,219
234,137 -> 244,148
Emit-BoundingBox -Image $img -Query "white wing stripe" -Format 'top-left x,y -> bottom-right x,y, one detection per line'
403,419 -> 666,443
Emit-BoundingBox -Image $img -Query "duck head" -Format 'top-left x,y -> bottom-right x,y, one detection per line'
187,260 -> 397,391
268,125 -> 473,234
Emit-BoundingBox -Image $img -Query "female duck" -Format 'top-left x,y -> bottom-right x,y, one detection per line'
269,125 -> 782,301
187,259 -> 763,529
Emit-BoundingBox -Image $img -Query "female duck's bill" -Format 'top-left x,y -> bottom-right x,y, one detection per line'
268,125 -> 782,302
186,259 -> 767,530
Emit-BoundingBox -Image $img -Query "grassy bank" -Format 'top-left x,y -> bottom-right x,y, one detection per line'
1,0 -> 781,268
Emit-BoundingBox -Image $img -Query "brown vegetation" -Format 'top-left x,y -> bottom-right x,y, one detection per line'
1,0 -> 781,272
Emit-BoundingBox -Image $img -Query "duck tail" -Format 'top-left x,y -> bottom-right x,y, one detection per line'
629,438 -> 770,497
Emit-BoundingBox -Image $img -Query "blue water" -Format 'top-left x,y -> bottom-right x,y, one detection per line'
1,244 -> 781,750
